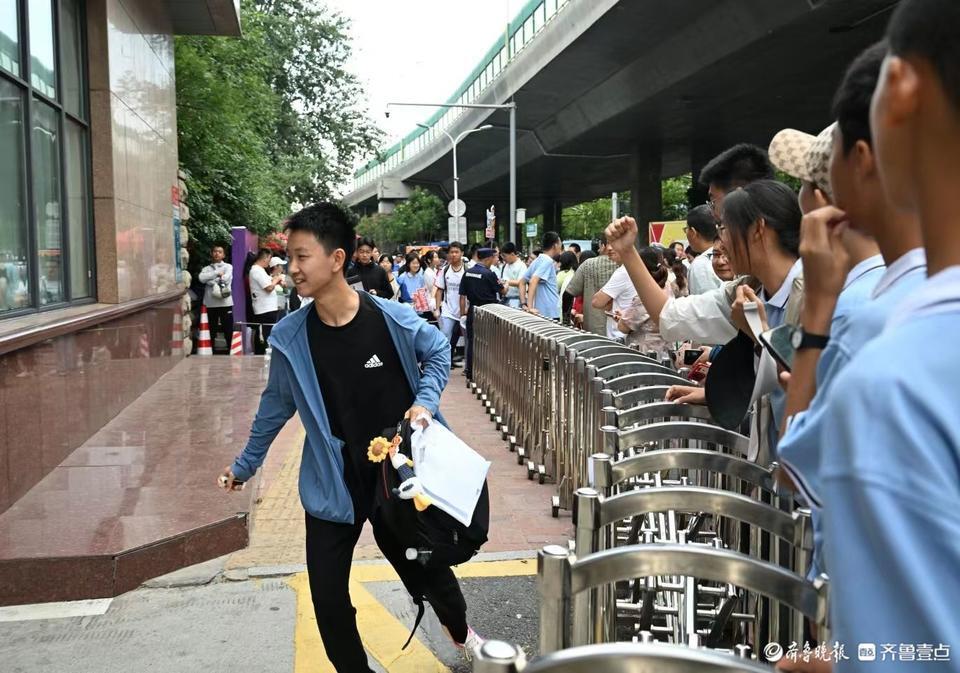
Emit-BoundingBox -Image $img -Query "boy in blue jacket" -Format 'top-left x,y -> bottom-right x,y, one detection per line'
219,203 -> 482,670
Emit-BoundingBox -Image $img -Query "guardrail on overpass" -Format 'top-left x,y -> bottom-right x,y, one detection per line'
349,0 -> 573,195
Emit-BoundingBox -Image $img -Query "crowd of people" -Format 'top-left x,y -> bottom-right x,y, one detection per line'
214,1 -> 959,669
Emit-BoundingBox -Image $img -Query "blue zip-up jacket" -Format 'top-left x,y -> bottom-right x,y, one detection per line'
230,294 -> 451,524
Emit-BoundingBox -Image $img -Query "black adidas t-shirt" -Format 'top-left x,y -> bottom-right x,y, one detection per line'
306,293 -> 414,519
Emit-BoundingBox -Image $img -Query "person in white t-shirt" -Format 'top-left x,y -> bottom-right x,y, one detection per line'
684,205 -> 723,295
495,242 -> 527,308
592,248 -> 640,340
248,248 -> 285,354
434,242 -> 466,365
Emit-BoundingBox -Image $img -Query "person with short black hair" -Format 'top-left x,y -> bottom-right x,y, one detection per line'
465,243 -> 480,269
565,236 -> 617,335
354,237 -> 394,299
684,205 -> 722,294
459,248 -> 507,379
811,0 -> 960,653
495,242 -> 527,308
434,242 -> 467,365
198,244 -> 234,353
221,202 -> 481,671
567,242 -> 582,261
520,232 -> 563,318
699,143 -> 775,218
248,248 -> 285,354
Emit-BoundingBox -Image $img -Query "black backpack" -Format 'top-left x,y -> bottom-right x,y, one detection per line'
372,418 -> 489,569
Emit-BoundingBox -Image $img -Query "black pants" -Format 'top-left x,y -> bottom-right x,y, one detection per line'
305,512 -> 468,672
464,315 -> 475,379
250,310 -> 278,355
205,306 -> 234,353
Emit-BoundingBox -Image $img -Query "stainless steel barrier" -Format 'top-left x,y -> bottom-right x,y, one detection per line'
538,544 -> 828,657
474,640 -> 775,673
472,305 -> 693,517
589,451 -> 777,499
571,486 -> 812,649
469,305 -> 821,667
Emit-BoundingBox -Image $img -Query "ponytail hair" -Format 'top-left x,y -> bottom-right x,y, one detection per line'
639,246 -> 669,288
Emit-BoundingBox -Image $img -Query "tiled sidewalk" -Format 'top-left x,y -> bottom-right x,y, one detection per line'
227,372 -> 573,569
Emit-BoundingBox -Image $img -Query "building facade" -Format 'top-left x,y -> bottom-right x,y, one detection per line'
0,0 -> 240,515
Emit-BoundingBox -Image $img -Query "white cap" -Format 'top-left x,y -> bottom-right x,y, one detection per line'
269,257 -> 287,267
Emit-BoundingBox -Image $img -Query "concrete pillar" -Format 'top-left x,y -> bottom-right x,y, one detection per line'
542,201 -> 563,237
378,200 -> 397,215
690,142 -> 728,212
630,144 -> 662,247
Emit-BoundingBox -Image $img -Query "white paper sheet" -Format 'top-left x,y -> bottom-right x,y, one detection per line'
411,420 -> 491,526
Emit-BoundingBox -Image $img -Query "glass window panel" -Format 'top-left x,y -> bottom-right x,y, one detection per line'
524,17 -> 533,42
537,4 -> 546,29
32,98 -> 62,305
65,119 -> 90,298
0,0 -> 19,76
0,79 -> 31,312
60,0 -> 84,117
28,0 -> 56,98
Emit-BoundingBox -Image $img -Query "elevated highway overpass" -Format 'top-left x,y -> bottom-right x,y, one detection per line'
344,0 -> 897,239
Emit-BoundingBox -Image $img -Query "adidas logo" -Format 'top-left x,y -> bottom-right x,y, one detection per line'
364,354 -> 384,369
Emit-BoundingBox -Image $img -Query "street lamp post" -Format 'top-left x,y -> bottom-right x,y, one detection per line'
387,101 -> 518,242
417,122 -> 492,243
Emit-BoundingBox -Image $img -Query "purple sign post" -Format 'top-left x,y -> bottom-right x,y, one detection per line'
230,226 -> 259,327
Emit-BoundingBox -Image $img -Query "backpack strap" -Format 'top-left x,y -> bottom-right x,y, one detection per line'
401,597 -> 427,650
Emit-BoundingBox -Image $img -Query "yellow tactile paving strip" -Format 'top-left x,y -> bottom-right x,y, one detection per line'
226,428 -> 382,570
289,559 -> 536,673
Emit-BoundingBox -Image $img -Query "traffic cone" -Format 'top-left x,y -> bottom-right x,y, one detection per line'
170,309 -> 183,356
197,306 -> 213,356
230,330 -> 243,355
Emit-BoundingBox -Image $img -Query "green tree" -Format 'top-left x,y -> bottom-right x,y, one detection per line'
562,198 -> 614,239
356,213 -> 394,250
177,0 -> 381,272
661,175 -> 692,221
389,188 -> 446,244
556,175 -> 694,241
356,188 -> 445,251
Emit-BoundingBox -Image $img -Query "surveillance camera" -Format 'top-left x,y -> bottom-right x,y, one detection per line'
385,110 -> 391,119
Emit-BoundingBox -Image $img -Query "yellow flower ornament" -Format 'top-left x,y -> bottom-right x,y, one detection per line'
367,436 -> 392,463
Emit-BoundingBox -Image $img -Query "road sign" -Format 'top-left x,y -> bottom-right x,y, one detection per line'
526,222 -> 537,239
483,206 -> 495,240
447,216 -> 467,242
448,199 -> 466,218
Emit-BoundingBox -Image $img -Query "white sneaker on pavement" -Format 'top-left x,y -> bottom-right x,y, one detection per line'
447,626 -> 485,661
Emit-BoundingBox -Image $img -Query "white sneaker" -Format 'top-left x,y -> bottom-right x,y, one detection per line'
448,626 -> 485,661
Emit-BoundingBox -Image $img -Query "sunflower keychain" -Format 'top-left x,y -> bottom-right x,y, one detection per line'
367,431 -> 432,511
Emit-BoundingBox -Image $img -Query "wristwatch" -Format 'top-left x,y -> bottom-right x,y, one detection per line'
791,327 -> 830,351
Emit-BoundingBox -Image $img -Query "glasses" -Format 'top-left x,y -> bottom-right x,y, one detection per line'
705,251 -> 728,261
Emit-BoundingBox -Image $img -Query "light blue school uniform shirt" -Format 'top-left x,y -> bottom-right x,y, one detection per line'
523,253 -> 560,319
773,254 -> 887,578
396,270 -> 426,304
818,265 -> 960,666
780,249 -> 924,509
